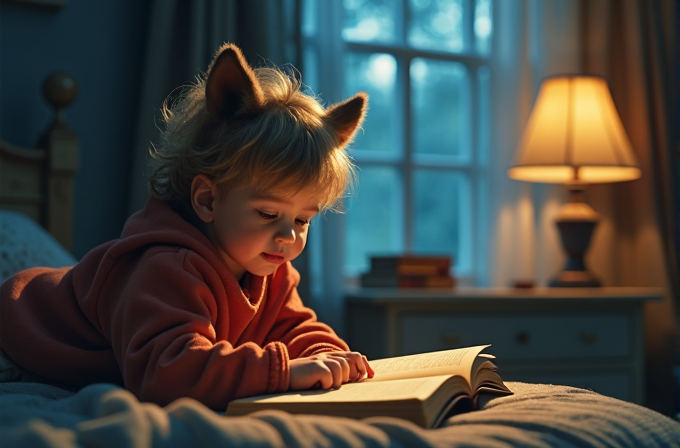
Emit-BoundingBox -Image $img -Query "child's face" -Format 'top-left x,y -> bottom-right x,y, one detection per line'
208,185 -> 320,280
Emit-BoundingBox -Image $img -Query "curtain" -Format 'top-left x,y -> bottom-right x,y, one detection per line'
128,0 -> 301,215
600,0 -> 678,416
488,0 -> 678,415
128,0 -> 235,215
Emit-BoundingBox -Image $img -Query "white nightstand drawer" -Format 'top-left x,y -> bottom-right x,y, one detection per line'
400,313 -> 630,360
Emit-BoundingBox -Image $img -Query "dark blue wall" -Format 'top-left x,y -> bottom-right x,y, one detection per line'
0,0 -> 149,258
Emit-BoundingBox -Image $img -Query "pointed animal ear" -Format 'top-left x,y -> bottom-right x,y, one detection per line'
205,43 -> 265,118
324,92 -> 368,147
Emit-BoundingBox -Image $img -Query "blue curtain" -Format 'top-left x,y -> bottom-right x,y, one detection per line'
128,0 -> 301,214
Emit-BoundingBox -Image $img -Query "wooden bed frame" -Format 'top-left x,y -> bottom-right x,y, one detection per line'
0,72 -> 79,252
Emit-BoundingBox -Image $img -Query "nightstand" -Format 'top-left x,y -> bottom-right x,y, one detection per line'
345,287 -> 663,405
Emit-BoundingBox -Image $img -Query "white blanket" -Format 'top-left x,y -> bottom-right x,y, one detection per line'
1,381 -> 678,447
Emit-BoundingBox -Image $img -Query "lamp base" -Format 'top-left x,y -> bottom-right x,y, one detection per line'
550,184 -> 601,288
549,269 -> 601,287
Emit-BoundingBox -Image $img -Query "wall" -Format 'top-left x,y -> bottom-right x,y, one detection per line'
0,0 -> 149,259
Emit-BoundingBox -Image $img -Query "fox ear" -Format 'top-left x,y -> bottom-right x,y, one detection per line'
324,92 -> 368,147
205,43 -> 265,118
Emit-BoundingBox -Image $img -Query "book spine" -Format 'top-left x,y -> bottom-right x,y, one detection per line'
370,256 -> 452,275
372,265 -> 444,276
360,273 -> 456,289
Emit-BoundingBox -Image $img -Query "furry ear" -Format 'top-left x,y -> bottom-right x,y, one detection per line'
324,92 -> 368,147
205,43 -> 265,118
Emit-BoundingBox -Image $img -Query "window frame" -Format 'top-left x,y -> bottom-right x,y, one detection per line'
302,0 -> 491,286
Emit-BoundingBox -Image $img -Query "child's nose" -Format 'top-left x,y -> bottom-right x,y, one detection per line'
275,225 -> 296,244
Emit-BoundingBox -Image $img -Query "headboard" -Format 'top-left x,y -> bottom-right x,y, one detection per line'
0,72 -> 79,252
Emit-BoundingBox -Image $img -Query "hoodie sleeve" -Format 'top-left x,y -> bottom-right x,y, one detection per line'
262,263 -> 350,359
95,247 -> 289,410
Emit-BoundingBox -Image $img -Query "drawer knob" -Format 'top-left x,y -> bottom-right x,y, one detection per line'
579,332 -> 598,344
516,331 -> 530,344
442,334 -> 460,346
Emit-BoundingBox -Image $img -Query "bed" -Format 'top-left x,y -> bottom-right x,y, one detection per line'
1,76 -> 679,448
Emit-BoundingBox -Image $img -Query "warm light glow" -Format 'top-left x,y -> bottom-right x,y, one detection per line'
508,76 -> 641,184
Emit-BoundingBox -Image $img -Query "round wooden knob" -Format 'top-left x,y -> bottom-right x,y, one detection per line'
43,72 -> 78,111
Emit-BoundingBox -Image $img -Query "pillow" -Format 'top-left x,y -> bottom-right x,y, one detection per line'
0,211 -> 77,283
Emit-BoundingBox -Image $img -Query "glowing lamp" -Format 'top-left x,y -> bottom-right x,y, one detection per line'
508,76 -> 640,287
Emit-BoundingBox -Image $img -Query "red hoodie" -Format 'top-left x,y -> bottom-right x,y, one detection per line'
0,198 -> 348,409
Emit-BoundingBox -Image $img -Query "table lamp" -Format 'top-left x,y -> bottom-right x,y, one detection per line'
507,75 -> 641,287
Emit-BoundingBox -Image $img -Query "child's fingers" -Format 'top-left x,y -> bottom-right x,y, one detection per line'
321,351 -> 373,383
337,351 -> 371,382
324,357 -> 345,388
327,354 -> 351,384
354,352 -> 372,380
310,360 -> 335,390
289,357 -> 345,390
363,355 -> 375,378
352,354 -> 366,381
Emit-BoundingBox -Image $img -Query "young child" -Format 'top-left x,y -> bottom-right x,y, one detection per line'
0,43 -> 373,410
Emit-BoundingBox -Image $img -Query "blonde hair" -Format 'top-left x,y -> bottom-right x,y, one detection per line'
148,67 -> 357,213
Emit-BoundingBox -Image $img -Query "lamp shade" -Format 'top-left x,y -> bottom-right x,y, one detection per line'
508,76 -> 641,184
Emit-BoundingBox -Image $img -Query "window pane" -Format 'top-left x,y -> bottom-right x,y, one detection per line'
474,0 -> 493,55
477,65 -> 490,163
345,52 -> 399,154
345,166 -> 404,273
343,0 -> 397,43
412,169 -> 466,264
411,58 -> 469,158
408,0 -> 463,52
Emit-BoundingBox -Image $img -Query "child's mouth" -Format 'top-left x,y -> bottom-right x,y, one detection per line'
261,252 -> 285,263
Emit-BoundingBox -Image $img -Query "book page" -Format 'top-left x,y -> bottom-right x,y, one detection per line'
232,374 -> 459,404
367,345 -> 491,383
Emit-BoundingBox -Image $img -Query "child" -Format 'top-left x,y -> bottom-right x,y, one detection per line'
0,43 -> 373,410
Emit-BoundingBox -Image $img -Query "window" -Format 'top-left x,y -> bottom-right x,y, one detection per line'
302,0 -> 492,284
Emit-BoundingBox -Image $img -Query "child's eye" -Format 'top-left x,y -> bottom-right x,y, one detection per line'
258,210 -> 277,220
296,218 -> 310,226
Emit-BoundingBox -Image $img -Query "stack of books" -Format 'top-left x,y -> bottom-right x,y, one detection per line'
360,255 -> 455,288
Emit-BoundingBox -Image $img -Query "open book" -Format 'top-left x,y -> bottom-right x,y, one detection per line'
226,345 -> 512,428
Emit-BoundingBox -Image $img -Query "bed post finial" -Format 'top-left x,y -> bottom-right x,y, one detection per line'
43,72 -> 78,124
39,71 -> 79,253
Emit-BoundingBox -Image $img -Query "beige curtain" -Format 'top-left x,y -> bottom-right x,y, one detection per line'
587,0 -> 678,416
488,1 -> 586,289
489,0 -> 678,414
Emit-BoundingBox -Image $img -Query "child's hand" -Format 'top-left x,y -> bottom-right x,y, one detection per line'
289,351 -> 375,391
